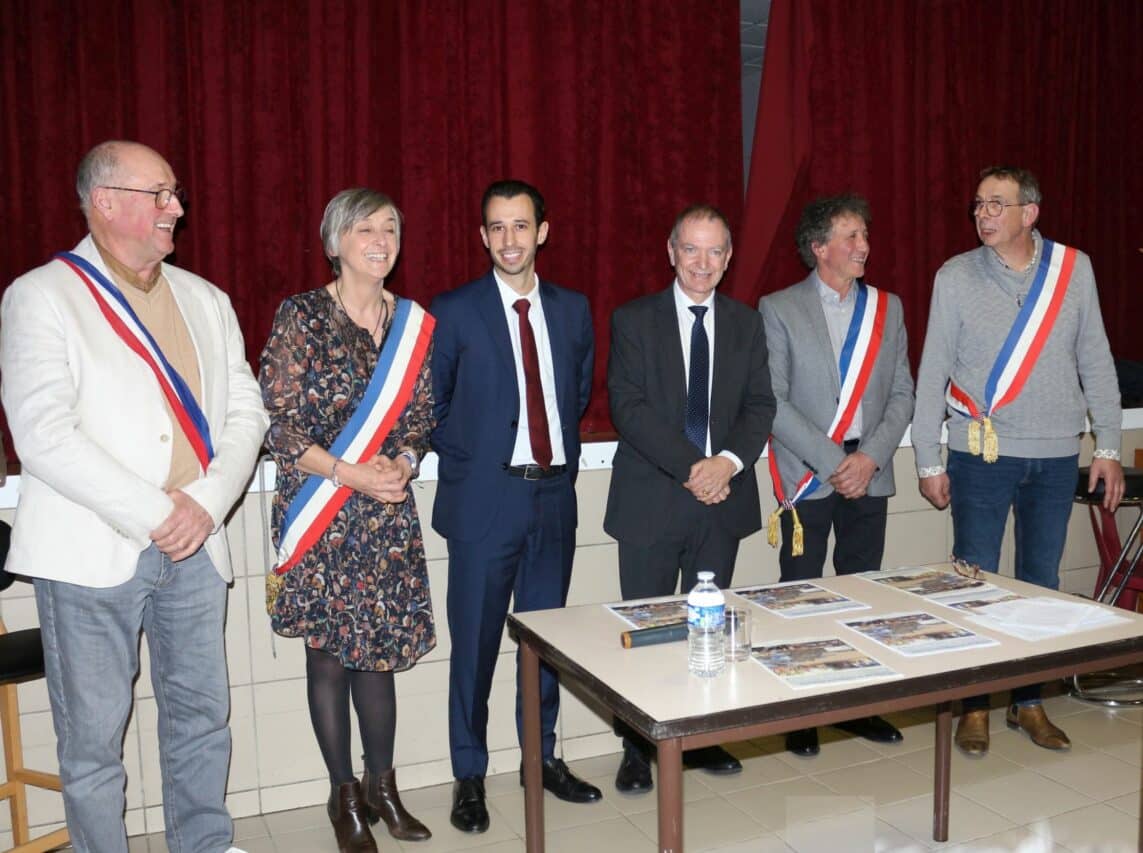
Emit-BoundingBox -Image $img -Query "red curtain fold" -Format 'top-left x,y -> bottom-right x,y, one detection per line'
735,0 -> 1143,370
0,0 -> 743,449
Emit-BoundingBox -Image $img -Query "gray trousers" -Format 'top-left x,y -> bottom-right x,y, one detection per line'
35,544 -> 233,853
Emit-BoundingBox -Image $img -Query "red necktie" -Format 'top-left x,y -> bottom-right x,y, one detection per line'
513,299 -> 553,469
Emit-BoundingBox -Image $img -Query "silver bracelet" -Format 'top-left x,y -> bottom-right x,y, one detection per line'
1093,448 -> 1121,461
330,458 -> 343,488
398,450 -> 419,477
918,465 -> 946,478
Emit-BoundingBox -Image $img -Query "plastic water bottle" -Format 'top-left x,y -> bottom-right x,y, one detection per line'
687,571 -> 726,677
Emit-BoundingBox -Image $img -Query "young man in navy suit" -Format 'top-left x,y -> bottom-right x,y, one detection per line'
430,180 -> 598,833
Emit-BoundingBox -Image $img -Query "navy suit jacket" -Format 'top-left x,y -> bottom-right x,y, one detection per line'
429,272 -> 594,543
604,286 -> 775,546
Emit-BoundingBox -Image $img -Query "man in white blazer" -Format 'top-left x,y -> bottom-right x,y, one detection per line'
759,194 -> 914,757
0,140 -> 267,853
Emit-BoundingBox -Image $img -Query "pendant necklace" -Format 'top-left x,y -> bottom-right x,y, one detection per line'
335,277 -> 387,339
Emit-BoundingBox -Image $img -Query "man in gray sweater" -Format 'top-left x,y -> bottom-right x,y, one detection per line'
912,166 -> 1124,757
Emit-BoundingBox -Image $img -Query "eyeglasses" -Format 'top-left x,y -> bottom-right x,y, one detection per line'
951,556 -> 983,580
102,185 -> 187,210
970,199 -> 1026,217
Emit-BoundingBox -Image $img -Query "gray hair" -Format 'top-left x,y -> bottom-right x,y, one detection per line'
76,141 -> 124,214
979,166 -> 1042,206
320,188 -> 403,276
795,194 -> 872,269
669,204 -> 733,251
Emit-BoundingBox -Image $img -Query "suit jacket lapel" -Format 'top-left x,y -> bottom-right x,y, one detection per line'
539,281 -> 570,419
475,273 -> 518,380
657,288 -> 687,418
710,292 -> 733,424
797,276 -> 840,392
164,272 -> 210,407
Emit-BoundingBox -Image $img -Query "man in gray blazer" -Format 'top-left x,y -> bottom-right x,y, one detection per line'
759,194 -> 914,756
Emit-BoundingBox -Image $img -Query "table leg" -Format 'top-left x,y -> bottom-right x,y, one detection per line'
521,640 -> 544,852
657,737 -> 684,852
933,701 -> 952,842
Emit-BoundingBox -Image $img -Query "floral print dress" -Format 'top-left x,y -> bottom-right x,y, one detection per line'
259,287 -> 435,671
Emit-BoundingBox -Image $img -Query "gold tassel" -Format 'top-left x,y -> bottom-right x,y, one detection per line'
982,416 -> 999,463
265,571 -> 285,616
967,419 -> 981,456
791,507 -> 804,557
767,507 -> 782,549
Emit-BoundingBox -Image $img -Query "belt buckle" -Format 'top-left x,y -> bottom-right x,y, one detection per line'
523,464 -> 542,481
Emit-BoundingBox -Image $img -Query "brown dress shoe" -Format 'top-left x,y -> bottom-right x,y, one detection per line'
955,709 -> 991,757
362,767 -> 431,841
328,780 -> 379,852
1006,704 -> 1071,750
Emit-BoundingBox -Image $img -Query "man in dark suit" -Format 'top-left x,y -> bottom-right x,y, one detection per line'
431,180 -> 599,834
604,204 -> 776,793
760,194 -> 914,757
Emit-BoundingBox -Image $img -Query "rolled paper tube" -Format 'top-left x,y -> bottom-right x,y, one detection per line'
620,621 -> 689,648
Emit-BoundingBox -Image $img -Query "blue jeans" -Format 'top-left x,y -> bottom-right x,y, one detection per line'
35,545 -> 233,853
948,450 -> 1078,708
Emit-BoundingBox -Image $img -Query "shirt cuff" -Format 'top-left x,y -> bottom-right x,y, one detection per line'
918,465 -> 946,478
719,450 -> 744,475
1093,448 -> 1121,461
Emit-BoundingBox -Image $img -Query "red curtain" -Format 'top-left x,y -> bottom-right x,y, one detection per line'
734,0 -> 1143,370
0,0 -> 743,447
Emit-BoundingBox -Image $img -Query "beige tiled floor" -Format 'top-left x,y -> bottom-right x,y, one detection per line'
120,694 -> 1140,852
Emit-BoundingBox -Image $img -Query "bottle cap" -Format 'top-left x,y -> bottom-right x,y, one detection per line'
697,571 -> 714,581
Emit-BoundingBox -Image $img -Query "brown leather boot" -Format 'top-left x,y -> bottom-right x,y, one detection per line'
1006,704 -> 1071,750
954,709 -> 991,757
363,767 -> 432,841
327,780 -> 379,852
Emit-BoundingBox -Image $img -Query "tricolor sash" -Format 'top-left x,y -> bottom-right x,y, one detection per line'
767,283 -> 887,555
945,239 -> 1076,462
271,297 -> 434,579
56,252 -> 214,470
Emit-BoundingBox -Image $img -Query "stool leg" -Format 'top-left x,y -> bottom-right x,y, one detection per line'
2,681 -> 32,845
1109,537 -> 1143,608
1096,507 -> 1143,603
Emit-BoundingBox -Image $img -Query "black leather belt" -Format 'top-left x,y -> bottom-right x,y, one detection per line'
506,463 -> 568,480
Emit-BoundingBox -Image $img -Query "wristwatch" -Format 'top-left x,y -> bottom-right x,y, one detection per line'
398,449 -> 419,479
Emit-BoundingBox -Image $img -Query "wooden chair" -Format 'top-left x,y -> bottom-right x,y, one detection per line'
0,521 -> 69,852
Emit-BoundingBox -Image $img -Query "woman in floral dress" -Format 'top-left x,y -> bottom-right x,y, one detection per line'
259,189 -> 434,851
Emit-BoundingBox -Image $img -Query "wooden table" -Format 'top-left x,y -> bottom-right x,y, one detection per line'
509,571 -> 1143,852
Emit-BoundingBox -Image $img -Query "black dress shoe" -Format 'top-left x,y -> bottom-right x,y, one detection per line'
786,727 -> 820,757
832,715 -> 903,744
518,757 -> 602,803
682,745 -> 742,775
450,777 -> 489,833
615,746 -> 653,793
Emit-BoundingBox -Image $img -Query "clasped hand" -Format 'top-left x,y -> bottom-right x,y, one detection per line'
150,489 -> 213,561
684,455 -> 735,505
829,451 -> 877,499
345,453 -> 411,503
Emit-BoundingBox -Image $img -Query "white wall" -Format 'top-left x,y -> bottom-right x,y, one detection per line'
2,425 -> 1140,844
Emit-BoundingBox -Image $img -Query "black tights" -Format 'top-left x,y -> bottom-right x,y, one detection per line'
305,645 -> 397,785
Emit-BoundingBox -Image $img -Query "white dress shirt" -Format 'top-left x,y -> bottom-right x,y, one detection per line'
495,271 -> 567,466
672,281 -> 743,472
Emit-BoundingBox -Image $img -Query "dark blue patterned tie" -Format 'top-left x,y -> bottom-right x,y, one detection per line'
685,305 -> 709,451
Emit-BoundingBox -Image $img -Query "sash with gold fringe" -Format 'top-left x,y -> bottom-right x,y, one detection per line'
945,240 -> 1076,462
767,283 -> 887,555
